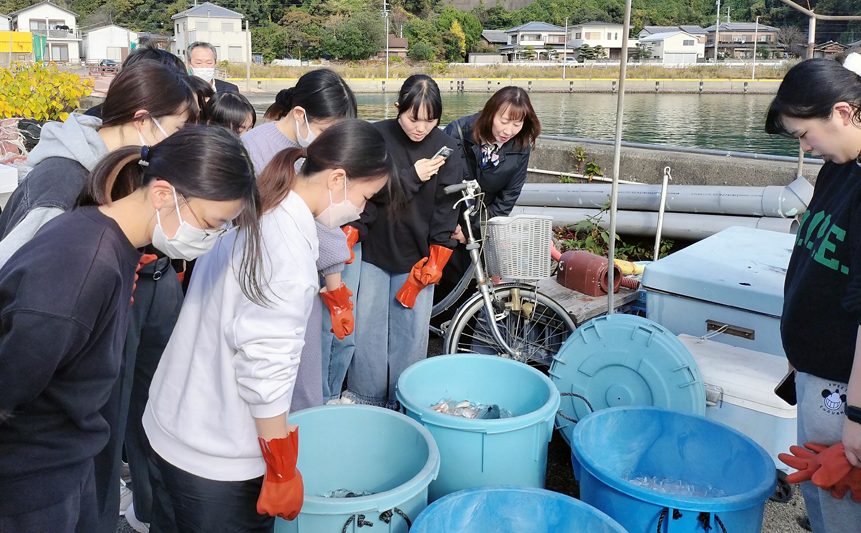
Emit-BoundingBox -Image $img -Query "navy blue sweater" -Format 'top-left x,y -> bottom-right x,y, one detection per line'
0,207 -> 139,514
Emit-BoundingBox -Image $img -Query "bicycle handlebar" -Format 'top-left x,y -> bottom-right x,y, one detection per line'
444,181 -> 481,195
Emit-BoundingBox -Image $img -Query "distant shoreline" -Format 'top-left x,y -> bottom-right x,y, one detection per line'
232,77 -> 780,95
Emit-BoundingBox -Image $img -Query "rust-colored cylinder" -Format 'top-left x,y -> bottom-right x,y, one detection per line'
556,250 -> 623,296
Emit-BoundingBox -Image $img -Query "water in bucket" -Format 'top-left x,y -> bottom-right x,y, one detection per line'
572,406 -> 775,533
275,405 -> 439,533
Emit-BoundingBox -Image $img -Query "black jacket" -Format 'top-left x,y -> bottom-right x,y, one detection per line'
443,113 -> 531,221
215,78 -> 239,93
357,119 -> 462,274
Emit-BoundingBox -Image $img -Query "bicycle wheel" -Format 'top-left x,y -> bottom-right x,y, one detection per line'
443,283 -> 576,366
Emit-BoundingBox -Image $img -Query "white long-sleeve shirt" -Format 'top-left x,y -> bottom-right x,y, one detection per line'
143,191 -> 319,481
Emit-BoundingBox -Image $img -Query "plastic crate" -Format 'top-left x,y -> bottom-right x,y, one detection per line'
484,215 -> 552,281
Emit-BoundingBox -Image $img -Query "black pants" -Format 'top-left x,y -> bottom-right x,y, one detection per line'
149,451 -> 273,533
93,259 -> 183,533
0,461 -> 96,533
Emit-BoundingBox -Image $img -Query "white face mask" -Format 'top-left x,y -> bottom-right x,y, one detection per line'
151,186 -> 219,261
138,116 -> 169,146
191,67 -> 215,82
295,112 -> 317,148
315,178 -> 362,229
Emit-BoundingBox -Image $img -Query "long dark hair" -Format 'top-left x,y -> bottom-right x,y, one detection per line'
188,75 -> 215,121
472,86 -> 541,149
396,74 -> 442,122
82,125 -> 264,304
206,92 -> 256,133
257,119 -> 394,214
765,58 -> 861,136
263,69 -> 357,121
101,59 -> 199,126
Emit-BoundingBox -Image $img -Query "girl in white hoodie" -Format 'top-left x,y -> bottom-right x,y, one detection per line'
143,119 -> 394,532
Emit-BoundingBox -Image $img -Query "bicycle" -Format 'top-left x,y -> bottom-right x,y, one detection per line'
432,180 -> 576,365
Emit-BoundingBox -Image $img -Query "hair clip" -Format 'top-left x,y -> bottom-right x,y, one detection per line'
139,145 -> 151,167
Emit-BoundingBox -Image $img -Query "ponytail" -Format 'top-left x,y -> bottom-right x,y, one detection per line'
79,146 -> 145,206
256,120 -> 397,216
257,147 -> 305,213
79,125 -> 266,305
264,88 -> 294,121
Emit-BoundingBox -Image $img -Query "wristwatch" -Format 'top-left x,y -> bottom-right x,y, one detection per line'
847,405 -> 861,425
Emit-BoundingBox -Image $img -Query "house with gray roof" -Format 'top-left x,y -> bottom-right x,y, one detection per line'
499,21 -> 572,61
172,1 -> 247,62
704,21 -> 780,59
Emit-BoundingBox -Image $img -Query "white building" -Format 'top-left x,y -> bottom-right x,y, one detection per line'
0,13 -> 10,31
638,31 -> 705,64
499,21 -> 570,61
171,2 -> 247,63
10,0 -> 81,62
569,21 -> 631,60
83,24 -> 138,63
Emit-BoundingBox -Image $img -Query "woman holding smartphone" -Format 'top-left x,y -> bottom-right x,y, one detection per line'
339,74 -> 462,408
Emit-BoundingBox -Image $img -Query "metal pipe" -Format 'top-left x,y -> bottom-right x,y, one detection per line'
607,0 -> 633,315
516,176 -> 814,218
525,167 -> 640,185
511,206 -> 799,240
654,166 -> 671,259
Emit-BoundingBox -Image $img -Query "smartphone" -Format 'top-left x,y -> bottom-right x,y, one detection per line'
432,146 -> 454,160
774,370 -> 797,406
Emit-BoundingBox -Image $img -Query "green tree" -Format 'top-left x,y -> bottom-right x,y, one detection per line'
630,43 -> 652,61
407,40 -> 435,61
435,6 -> 481,52
251,23 -> 288,63
321,11 -> 383,60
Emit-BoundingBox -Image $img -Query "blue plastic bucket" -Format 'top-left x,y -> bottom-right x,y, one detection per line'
572,406 -> 776,533
275,405 -> 439,533
396,354 -> 560,501
410,487 -> 627,533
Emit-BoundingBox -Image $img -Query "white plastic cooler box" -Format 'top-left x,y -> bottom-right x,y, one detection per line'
642,226 -> 795,357
678,334 -> 796,472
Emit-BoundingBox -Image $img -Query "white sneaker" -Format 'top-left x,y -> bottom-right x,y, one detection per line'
125,501 -> 150,533
119,479 -> 133,516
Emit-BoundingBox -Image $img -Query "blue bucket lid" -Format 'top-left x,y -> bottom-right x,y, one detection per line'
550,314 -> 706,446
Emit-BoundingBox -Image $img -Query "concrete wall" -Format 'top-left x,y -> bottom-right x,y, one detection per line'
527,136 -> 823,187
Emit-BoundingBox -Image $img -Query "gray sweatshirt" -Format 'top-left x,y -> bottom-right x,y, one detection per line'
0,114 -> 108,268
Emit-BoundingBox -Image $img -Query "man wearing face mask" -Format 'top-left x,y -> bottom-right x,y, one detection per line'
187,42 -> 239,94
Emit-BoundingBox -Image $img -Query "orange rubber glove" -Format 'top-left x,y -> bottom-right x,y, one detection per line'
779,442 -> 853,486
320,283 -> 354,340
829,468 -> 861,502
257,431 -> 304,520
343,226 -> 360,265
395,245 -> 454,308
131,253 -> 159,305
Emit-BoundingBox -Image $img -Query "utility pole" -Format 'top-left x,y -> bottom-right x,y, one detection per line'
751,16 -> 759,80
383,0 -> 389,79
562,17 -> 568,80
245,19 -> 250,89
726,6 -> 731,24
713,0 -> 721,62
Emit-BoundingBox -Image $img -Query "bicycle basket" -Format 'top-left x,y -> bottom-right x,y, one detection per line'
484,215 -> 553,281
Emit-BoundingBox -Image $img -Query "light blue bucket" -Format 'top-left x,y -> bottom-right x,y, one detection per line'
572,406 -> 776,533
275,405 -> 439,533
410,487 -> 627,532
396,354 -> 560,501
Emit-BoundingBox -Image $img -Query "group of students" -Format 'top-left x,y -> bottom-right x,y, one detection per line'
0,43 -> 542,533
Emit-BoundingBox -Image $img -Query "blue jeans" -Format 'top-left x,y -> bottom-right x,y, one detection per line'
345,261 -> 433,407
321,243 -> 361,401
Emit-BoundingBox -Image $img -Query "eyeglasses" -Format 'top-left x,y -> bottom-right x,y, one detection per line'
180,195 -> 237,239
